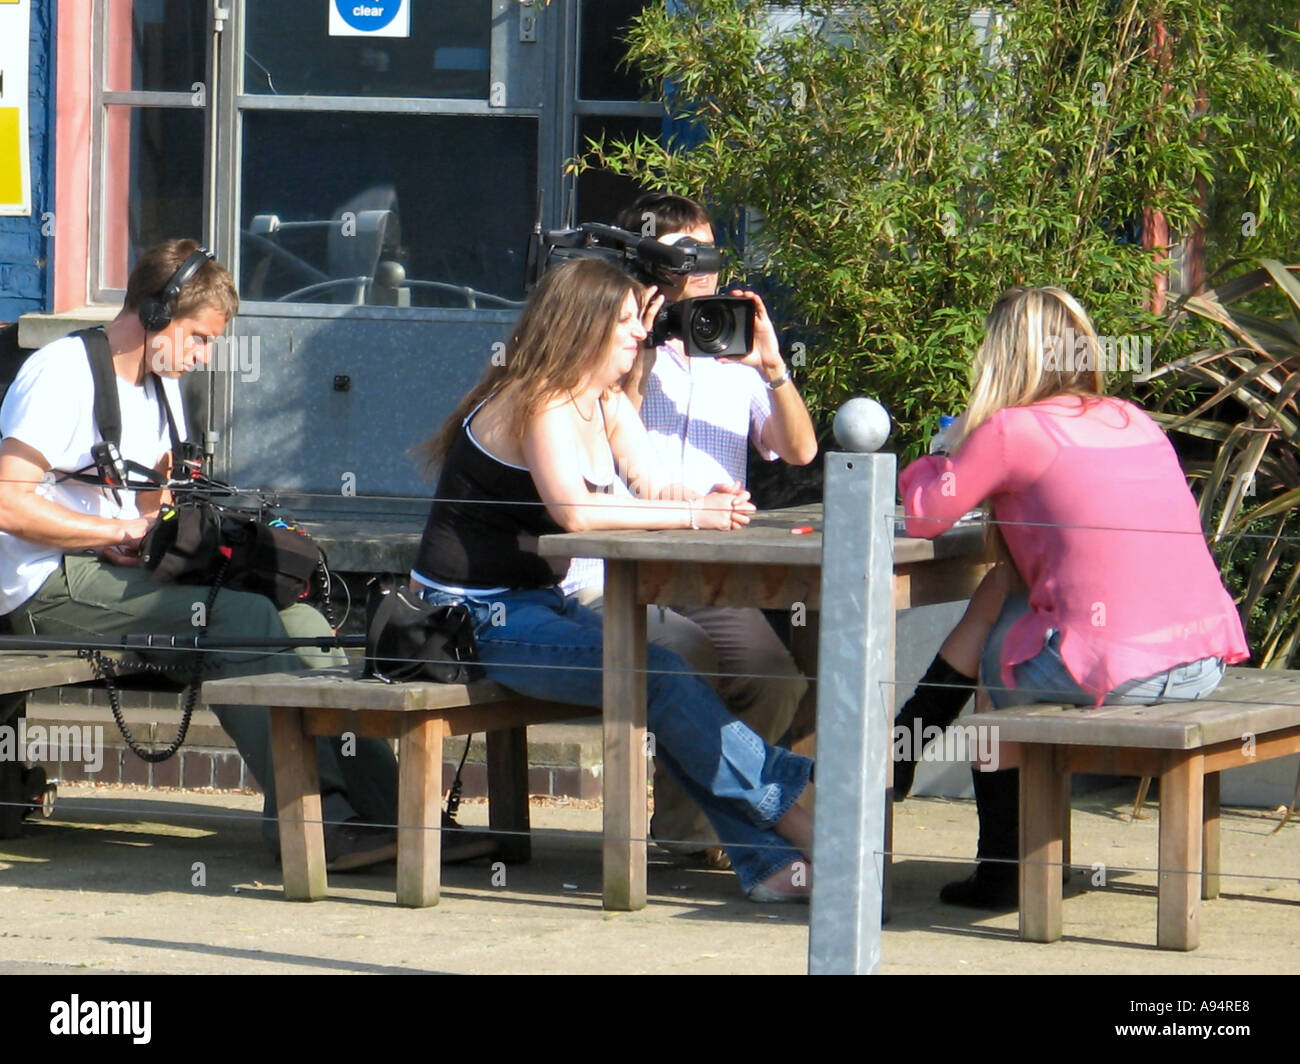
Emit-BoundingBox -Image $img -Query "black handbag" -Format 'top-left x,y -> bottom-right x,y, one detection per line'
363,578 -> 483,684
140,501 -> 325,609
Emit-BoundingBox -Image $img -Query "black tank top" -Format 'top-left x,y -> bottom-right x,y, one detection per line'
413,401 -> 610,589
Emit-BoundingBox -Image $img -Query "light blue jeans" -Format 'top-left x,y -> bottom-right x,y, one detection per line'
982,595 -> 1226,709
415,582 -> 812,892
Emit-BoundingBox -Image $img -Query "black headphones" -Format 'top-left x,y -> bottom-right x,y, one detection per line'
137,247 -> 216,333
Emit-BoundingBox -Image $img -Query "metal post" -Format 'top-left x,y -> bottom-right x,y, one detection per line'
808,451 -> 895,975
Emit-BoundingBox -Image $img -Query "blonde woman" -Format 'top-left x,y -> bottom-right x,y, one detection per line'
410,258 -> 815,902
896,286 -> 1248,908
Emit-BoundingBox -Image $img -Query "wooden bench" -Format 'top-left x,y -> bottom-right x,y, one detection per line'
0,651 -> 136,837
988,667 -> 1300,950
201,667 -> 588,906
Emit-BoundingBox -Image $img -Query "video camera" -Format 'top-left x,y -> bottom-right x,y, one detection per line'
528,222 -> 755,358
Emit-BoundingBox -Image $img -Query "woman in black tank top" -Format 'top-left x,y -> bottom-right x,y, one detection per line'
409,259 -> 815,902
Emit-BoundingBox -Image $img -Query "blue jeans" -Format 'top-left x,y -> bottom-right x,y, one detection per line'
982,595 -> 1226,709
415,582 -> 812,892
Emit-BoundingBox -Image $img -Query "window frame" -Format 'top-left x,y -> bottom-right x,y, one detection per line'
89,0 -> 216,303
85,1 -> 668,313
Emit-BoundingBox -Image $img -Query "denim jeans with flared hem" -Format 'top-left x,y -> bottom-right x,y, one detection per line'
415,583 -> 811,893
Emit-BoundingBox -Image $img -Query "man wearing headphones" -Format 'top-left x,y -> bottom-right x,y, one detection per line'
0,238 -> 400,870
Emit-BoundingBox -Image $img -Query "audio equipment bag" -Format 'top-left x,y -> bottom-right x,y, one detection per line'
140,501 -> 325,609
363,577 -> 482,685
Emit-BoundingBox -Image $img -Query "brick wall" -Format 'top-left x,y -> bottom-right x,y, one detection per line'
0,0 -> 54,324
21,692 -> 603,800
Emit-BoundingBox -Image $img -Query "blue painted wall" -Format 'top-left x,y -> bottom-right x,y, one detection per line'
0,0 -> 55,325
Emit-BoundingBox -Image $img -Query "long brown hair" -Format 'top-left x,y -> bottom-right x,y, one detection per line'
416,258 -> 644,474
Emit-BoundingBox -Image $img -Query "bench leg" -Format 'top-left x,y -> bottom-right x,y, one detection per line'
397,715 -> 443,907
487,726 -> 531,863
1158,753 -> 1203,950
603,559 -> 647,911
1202,771 -> 1221,901
1019,746 -> 1064,942
270,707 -> 327,901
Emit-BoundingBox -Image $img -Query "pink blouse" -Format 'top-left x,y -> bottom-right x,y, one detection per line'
899,396 -> 1249,702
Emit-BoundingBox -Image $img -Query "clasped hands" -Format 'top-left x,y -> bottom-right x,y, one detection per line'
691,481 -> 755,532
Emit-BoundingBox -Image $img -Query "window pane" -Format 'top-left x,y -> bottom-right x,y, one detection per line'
240,113 -> 536,306
575,115 -> 660,225
106,0 -> 208,93
580,0 -> 651,101
101,106 -> 206,290
244,0 -> 490,99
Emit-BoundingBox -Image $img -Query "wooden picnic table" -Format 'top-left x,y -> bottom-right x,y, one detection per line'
539,503 -> 992,910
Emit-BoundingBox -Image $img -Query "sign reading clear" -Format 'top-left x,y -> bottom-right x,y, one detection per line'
329,0 -> 410,38
0,0 -> 32,216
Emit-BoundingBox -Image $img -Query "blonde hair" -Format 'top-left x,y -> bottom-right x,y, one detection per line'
955,286 -> 1105,449
416,258 -> 644,473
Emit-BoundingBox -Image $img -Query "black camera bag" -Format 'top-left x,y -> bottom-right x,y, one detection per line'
140,503 -> 324,609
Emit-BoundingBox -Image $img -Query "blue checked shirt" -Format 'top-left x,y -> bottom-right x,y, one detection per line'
640,341 -> 777,495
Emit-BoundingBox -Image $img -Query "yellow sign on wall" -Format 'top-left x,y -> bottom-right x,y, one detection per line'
0,0 -> 32,216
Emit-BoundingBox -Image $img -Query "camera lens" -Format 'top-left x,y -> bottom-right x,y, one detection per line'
691,303 -> 734,354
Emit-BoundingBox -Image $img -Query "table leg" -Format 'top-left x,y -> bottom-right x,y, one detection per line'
1202,771 -> 1221,901
1158,753 -> 1203,950
396,714 -> 443,907
487,725 -> 531,863
1019,746 -> 1064,942
788,615 -> 818,817
270,707 -> 326,901
603,559 -> 647,911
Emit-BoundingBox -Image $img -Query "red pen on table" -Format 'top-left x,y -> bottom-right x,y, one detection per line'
790,525 -> 814,535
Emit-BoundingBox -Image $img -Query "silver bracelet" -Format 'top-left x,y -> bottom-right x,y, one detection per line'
766,367 -> 792,391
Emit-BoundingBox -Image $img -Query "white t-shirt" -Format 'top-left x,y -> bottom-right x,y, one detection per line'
0,334 -> 187,613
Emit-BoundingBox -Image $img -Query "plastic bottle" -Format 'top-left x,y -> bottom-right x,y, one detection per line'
929,414 -> 957,456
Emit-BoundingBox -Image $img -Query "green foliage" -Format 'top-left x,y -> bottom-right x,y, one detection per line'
1143,259 -> 1300,666
1209,3 -> 1300,263
581,0 -> 1300,456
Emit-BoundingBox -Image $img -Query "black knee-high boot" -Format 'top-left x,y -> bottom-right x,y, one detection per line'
939,766 -> 1019,910
892,654 -> 976,801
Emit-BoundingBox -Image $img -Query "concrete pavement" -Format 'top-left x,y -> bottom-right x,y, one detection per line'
0,782 -> 1296,975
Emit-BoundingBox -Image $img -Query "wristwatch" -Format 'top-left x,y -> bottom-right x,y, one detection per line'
766,367 -> 792,391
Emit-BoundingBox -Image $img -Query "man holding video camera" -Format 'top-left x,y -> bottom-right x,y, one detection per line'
0,238 -> 399,870
565,193 -> 818,865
